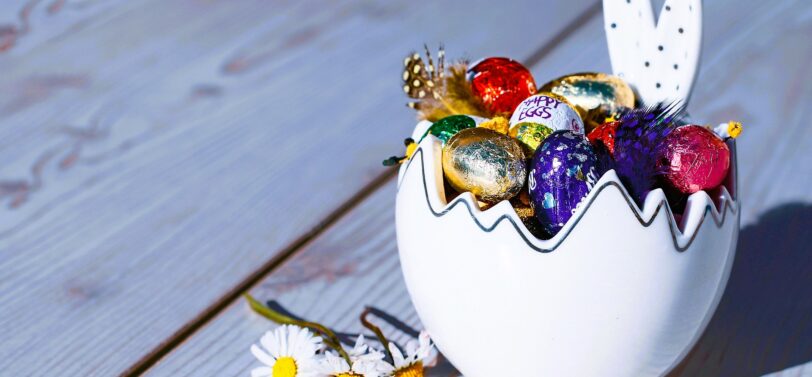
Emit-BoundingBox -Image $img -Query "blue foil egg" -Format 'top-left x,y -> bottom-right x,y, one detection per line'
528,130 -> 599,235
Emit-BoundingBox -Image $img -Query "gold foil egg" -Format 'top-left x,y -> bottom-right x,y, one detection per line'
539,72 -> 635,131
442,128 -> 527,204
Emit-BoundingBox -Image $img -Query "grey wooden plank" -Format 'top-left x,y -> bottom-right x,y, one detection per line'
0,0 -> 598,375
147,0 -> 812,376
146,180 -> 420,377
0,0 -> 127,56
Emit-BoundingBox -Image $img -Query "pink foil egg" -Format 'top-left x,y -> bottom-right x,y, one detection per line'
657,125 -> 730,194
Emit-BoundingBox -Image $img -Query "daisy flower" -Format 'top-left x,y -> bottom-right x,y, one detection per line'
382,331 -> 436,377
250,325 -> 323,377
320,335 -> 390,377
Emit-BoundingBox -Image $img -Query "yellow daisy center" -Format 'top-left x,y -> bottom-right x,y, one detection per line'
336,373 -> 362,377
272,356 -> 298,377
394,361 -> 424,377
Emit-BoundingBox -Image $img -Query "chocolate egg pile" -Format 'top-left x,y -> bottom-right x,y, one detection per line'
392,46 -> 739,238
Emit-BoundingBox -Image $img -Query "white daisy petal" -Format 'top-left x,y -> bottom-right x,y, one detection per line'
388,342 -> 407,368
260,329 -> 282,358
372,360 -> 395,375
404,339 -> 419,359
250,344 -> 276,366
416,331 -> 434,362
354,356 -> 394,377
354,349 -> 384,363
350,335 -> 369,356
418,331 -> 430,345
250,325 -> 323,376
288,325 -> 300,352
319,351 -> 350,374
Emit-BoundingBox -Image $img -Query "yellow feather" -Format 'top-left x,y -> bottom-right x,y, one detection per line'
415,62 -> 490,122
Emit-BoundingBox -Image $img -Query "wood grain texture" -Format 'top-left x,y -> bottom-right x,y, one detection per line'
0,0 -> 598,375
148,0 -> 812,376
146,180 -> 432,376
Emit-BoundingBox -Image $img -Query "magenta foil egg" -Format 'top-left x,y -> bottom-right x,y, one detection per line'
657,125 -> 730,194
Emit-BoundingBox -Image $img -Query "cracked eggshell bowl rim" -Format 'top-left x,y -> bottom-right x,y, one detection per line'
398,124 -> 739,252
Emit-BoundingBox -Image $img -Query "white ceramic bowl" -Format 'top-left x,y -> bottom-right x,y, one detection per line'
395,123 -> 739,376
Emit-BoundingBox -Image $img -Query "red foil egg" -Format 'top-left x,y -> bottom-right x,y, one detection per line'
468,57 -> 537,115
656,125 -> 730,194
587,120 -> 619,155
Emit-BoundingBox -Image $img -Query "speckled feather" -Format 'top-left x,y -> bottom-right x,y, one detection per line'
402,45 -> 442,102
401,45 -> 488,121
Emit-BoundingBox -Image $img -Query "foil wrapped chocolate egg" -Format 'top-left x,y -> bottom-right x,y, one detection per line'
587,120 -> 620,155
426,114 -> 476,144
529,130 -> 599,234
509,93 -> 585,135
509,122 -> 554,156
539,72 -> 635,131
587,120 -> 620,173
442,128 -> 527,204
656,125 -> 730,194
467,57 -> 537,115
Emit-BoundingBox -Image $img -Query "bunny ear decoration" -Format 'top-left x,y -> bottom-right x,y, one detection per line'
603,0 -> 702,106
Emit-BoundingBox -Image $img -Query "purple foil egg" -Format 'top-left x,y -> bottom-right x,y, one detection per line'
528,130 -> 600,235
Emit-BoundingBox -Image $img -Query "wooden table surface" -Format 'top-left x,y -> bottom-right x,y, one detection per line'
0,0 -> 810,376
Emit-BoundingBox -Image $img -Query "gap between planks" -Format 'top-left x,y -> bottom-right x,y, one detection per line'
124,2 -> 602,376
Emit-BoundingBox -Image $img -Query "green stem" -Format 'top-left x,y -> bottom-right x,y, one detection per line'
360,307 -> 394,364
245,294 -> 351,364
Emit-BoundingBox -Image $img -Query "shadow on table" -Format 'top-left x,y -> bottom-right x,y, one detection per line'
671,203 -> 812,376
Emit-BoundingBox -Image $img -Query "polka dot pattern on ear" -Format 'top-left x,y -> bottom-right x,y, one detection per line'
603,0 -> 702,106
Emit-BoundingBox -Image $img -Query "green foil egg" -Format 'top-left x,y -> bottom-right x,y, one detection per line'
442,128 -> 526,204
426,114 -> 476,144
509,122 -> 554,156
